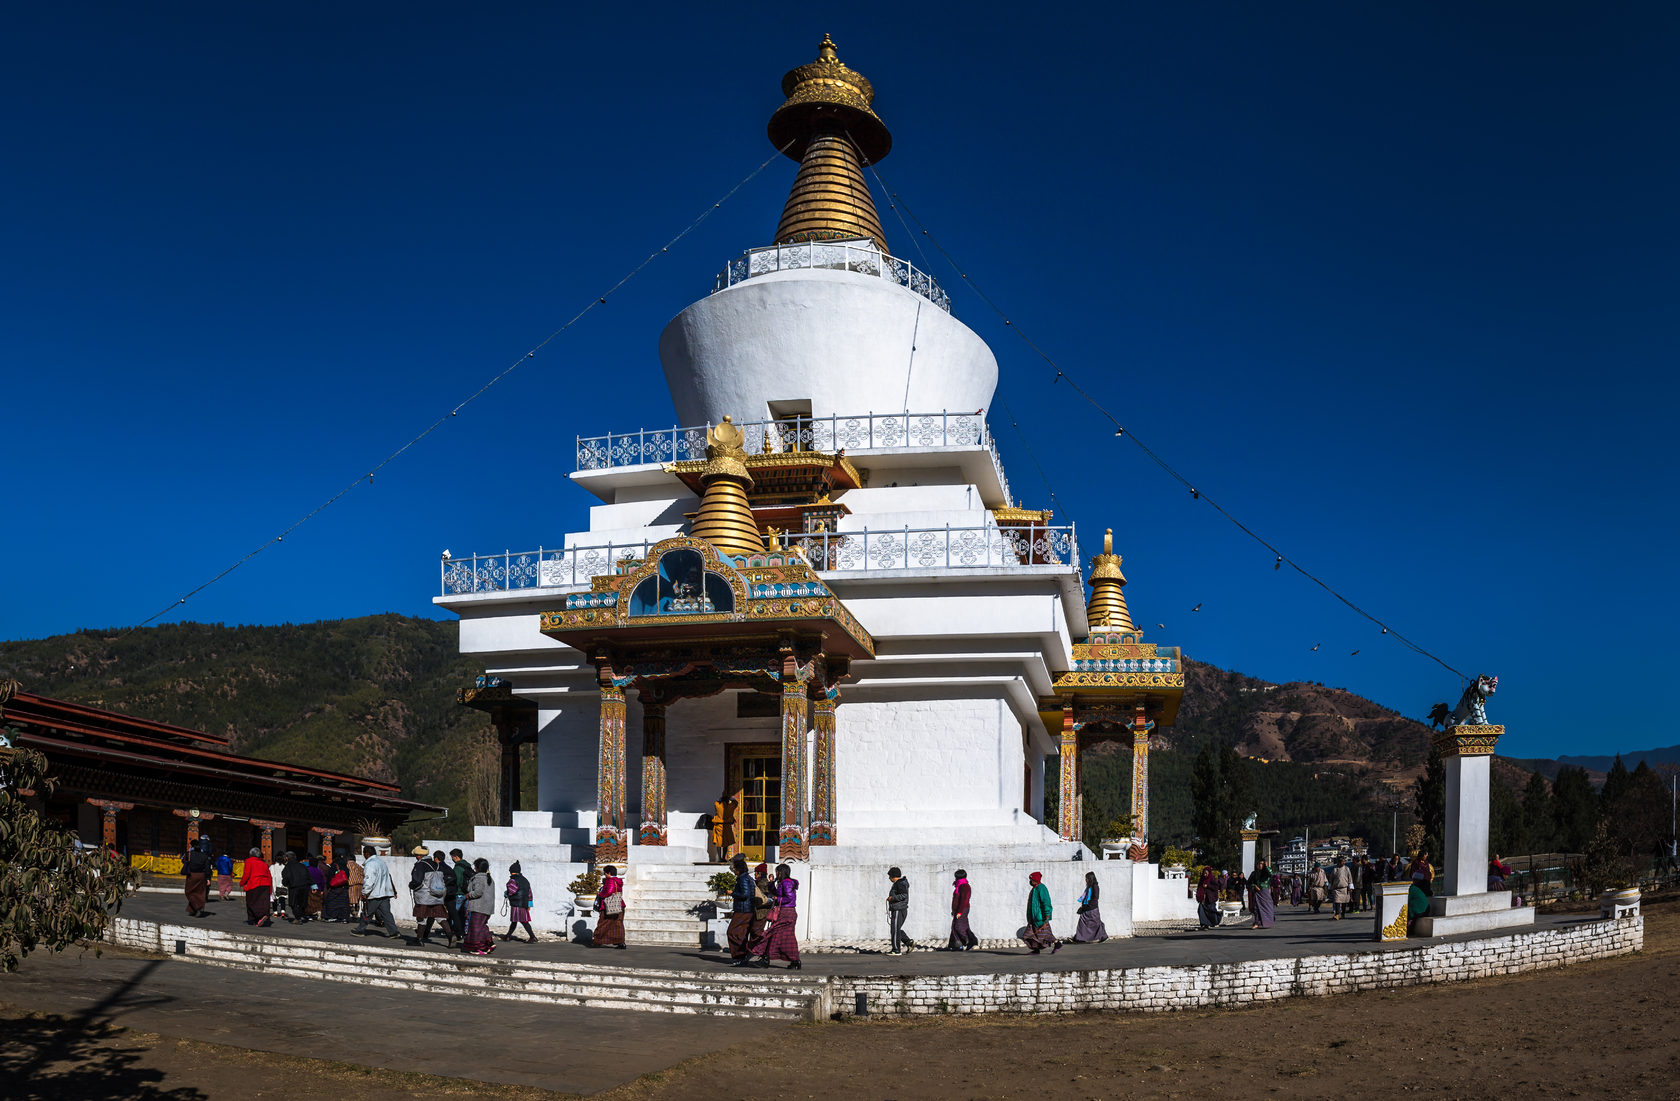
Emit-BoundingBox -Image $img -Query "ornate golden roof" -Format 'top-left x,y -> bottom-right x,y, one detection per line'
1086,529 -> 1135,633
769,34 -> 891,251
688,418 -> 766,558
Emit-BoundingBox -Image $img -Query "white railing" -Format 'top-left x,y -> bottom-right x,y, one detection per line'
437,524 -> 1077,596
574,411 -> 1014,506
713,241 -> 951,312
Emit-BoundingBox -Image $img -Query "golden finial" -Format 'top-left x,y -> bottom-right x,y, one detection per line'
689,414 -> 766,557
768,34 -> 892,250
1087,527 -> 1135,632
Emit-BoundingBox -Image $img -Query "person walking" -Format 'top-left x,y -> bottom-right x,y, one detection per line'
462,858 -> 497,955
1407,850 -> 1434,897
1306,863 -> 1328,914
409,848 -> 453,946
240,847 -> 273,927
450,849 -> 472,942
215,848 -> 235,902
1289,873 -> 1303,907
946,869 -> 978,951
1196,866 -> 1222,929
1330,855 -> 1355,920
749,864 -> 801,969
347,851 -> 365,920
726,855 -> 757,965
353,844 -> 402,940
749,862 -> 774,945
502,861 -> 537,943
1248,859 -> 1276,929
269,853 -> 288,919
1072,871 -> 1108,943
1359,857 -> 1378,912
322,851 -> 351,923
886,867 -> 917,954
182,837 -> 213,917
1021,871 -> 1058,954
593,865 -> 627,948
281,852 -> 312,924
303,855 -> 327,920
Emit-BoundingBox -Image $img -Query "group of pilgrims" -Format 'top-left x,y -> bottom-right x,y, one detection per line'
1193,850 -> 1451,931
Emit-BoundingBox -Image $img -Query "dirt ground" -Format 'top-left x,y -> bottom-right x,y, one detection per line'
4,903 -> 1676,1100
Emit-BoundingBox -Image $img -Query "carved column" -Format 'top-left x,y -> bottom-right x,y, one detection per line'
639,701 -> 667,846
1130,705 -> 1155,857
1436,725 -> 1503,897
251,819 -> 286,864
87,799 -> 133,852
312,826 -> 344,861
595,677 -> 629,864
810,692 -> 837,845
1057,703 -> 1079,842
172,808 -> 215,849
778,649 -> 811,861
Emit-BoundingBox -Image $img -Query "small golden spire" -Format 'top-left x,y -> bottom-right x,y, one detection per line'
1087,528 -> 1136,633
768,34 -> 891,251
689,416 -> 767,557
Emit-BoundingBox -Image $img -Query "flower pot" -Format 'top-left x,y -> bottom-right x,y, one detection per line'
573,894 -> 597,913
1600,887 -> 1640,919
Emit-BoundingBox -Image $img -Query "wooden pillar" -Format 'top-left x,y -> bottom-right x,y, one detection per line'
251,819 -> 285,864
493,714 -> 520,830
1057,704 -> 1079,842
595,677 -> 629,864
778,649 -> 810,861
1130,704 -> 1155,852
87,799 -> 133,852
810,692 -> 837,845
172,808 -> 215,849
312,826 -> 344,861
638,701 -> 667,846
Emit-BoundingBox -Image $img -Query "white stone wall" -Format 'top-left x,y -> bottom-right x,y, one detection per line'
829,913 -> 1646,1015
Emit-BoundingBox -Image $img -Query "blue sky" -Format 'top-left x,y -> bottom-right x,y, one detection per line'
3,5 -> 1675,759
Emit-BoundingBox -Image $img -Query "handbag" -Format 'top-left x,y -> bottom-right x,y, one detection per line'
329,871 -> 348,888
602,892 -> 624,916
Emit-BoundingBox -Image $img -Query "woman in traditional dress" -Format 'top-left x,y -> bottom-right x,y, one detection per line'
1307,864 -> 1328,914
1407,851 -> 1434,896
1072,871 -> 1108,943
1406,882 -> 1430,935
750,862 -> 774,944
946,869 -> 978,950
593,865 -> 627,948
462,858 -> 497,955
322,852 -> 351,923
1020,871 -> 1057,954
240,847 -> 273,927
502,860 -> 537,943
1289,872 -> 1303,907
751,863 -> 803,968
1195,867 -> 1221,928
1248,859 -> 1276,929
347,853 -> 365,920
215,849 -> 235,902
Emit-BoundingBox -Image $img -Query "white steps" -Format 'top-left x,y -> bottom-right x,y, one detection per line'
623,863 -> 720,949
106,917 -> 825,1020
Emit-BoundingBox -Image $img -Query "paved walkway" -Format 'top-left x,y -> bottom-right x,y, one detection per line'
0,948 -> 783,1096
121,890 -> 1584,976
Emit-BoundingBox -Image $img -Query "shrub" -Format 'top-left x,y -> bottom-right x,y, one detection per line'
567,869 -> 602,896
706,870 -> 737,895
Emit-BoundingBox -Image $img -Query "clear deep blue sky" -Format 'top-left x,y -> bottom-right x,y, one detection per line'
4,5 -> 1675,760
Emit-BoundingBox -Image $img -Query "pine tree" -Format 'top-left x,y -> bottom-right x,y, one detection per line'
1521,771 -> 1555,852
1413,745 -> 1446,861
1552,766 -> 1599,853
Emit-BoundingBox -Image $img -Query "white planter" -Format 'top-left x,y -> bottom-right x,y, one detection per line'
1600,887 -> 1640,920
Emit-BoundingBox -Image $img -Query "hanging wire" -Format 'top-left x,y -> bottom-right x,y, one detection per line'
858,154 -> 1468,680
127,142 -> 795,634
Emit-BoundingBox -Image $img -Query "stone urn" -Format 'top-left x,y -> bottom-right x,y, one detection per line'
361,836 -> 392,856
573,894 -> 597,914
1600,886 -> 1640,919
1100,837 -> 1134,860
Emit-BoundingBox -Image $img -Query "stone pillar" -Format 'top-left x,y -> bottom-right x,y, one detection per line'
1130,706 -> 1154,852
638,702 -> 667,846
172,808 -> 215,849
1375,880 -> 1411,941
595,682 -> 629,864
810,693 -> 837,845
87,799 -> 133,852
1240,829 -> 1260,879
778,666 -> 810,861
251,819 -> 286,864
1438,725 -> 1502,896
1057,706 -> 1079,842
312,827 -> 344,862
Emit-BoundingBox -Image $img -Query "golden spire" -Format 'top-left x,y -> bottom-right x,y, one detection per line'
688,417 -> 767,557
768,33 -> 891,251
1086,529 -> 1136,633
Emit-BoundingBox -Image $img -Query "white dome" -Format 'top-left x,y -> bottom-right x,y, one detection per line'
659,266 -> 998,428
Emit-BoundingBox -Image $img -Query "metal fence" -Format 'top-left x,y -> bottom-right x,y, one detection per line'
712,240 -> 951,312
438,523 -> 1078,595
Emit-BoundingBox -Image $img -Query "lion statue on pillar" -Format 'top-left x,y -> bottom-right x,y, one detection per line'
1428,674 -> 1498,730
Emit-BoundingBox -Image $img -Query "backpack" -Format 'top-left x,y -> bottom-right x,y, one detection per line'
424,868 -> 446,897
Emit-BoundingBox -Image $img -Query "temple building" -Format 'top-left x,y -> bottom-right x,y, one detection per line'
435,36 -> 1192,942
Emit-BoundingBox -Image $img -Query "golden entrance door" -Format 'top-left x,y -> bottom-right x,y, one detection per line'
727,743 -> 781,861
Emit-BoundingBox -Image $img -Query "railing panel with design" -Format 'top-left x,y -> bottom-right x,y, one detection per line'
713,241 -> 951,312
575,411 -> 1013,506
438,525 -> 1078,595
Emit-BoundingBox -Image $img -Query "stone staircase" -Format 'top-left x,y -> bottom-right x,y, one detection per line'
106,917 -> 827,1020
624,863 -> 719,948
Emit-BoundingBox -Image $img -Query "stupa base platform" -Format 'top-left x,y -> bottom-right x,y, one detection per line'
1414,891 -> 1536,937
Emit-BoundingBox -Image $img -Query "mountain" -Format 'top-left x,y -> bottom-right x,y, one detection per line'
1556,746 -> 1680,773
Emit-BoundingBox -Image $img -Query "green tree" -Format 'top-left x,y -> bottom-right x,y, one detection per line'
1189,745 -> 1222,861
1489,775 -> 1525,856
1600,755 -> 1631,814
1608,761 -> 1670,868
1412,746 -> 1446,861
1552,766 -> 1599,853
0,746 -> 139,972
1521,771 -> 1555,852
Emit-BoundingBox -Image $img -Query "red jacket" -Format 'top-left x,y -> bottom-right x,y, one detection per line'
240,859 -> 272,891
